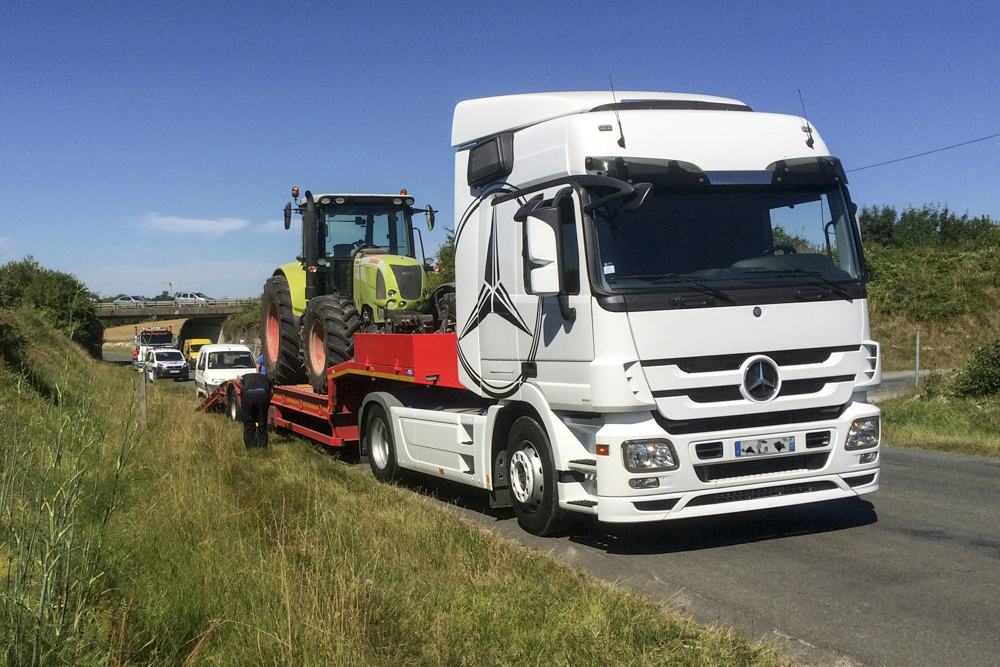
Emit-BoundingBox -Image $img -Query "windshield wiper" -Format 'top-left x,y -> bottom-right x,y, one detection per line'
626,273 -> 736,304
749,268 -> 854,302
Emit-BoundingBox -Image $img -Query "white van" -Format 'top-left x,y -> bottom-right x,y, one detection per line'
194,344 -> 256,397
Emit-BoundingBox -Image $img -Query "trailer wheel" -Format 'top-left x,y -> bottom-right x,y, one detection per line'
262,275 -> 305,385
300,294 -> 360,394
364,404 -> 399,482
507,416 -> 566,536
227,388 -> 239,421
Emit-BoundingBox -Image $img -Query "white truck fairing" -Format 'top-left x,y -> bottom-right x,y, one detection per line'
376,91 -> 881,534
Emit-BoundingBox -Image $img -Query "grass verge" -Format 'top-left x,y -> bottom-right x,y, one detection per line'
880,389 -> 1000,458
1,307 -> 789,666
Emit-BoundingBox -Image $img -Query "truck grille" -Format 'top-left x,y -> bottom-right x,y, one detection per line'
806,430 -> 832,448
694,452 -> 829,482
652,375 -> 855,403
643,345 -> 858,373
633,498 -> 679,512
391,265 -> 423,300
685,480 -> 838,507
845,473 -> 876,487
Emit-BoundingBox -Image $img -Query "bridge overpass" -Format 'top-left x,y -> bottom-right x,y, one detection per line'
94,299 -> 258,320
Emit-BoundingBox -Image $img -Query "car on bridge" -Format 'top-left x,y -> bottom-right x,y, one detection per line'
174,291 -> 213,305
112,295 -> 146,307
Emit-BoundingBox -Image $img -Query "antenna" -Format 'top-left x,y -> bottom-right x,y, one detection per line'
798,89 -> 815,149
609,75 -> 626,149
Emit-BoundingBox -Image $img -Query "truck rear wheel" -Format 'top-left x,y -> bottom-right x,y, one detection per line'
364,404 -> 399,482
261,276 -> 305,385
300,295 -> 360,394
507,416 -> 566,536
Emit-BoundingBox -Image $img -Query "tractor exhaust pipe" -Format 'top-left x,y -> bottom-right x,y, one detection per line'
303,190 -> 319,300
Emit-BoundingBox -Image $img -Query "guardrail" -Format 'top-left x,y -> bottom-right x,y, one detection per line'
94,298 -> 259,313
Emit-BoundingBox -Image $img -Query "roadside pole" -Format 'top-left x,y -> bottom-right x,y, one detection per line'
915,330 -> 921,387
139,370 -> 148,429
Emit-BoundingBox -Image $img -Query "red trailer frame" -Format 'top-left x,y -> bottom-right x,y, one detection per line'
200,333 -> 465,448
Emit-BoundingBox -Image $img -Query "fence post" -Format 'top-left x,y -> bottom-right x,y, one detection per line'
139,369 -> 148,429
915,330 -> 921,387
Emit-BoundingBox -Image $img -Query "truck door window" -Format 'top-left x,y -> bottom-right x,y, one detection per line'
558,195 -> 580,294
521,195 -> 581,295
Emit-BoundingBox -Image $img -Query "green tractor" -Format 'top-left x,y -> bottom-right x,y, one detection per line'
261,188 -> 445,392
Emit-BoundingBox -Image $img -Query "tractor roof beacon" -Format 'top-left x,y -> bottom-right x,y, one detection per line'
261,188 -> 444,392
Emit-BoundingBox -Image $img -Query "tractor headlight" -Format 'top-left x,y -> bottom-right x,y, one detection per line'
845,418 -> 880,450
622,440 -> 679,472
388,289 -> 397,297
386,299 -> 396,309
399,301 -> 406,309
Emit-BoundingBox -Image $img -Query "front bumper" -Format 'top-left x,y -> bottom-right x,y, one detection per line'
560,400 -> 880,523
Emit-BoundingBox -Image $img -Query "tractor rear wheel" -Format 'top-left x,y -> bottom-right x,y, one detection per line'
300,295 -> 360,393
261,276 -> 305,385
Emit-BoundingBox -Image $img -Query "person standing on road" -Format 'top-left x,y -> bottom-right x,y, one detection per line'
235,362 -> 273,449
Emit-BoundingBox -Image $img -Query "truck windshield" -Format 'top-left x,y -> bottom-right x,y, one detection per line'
588,176 -> 861,294
321,205 -> 413,258
139,331 -> 173,345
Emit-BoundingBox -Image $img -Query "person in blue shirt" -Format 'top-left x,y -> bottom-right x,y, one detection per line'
236,360 -> 273,448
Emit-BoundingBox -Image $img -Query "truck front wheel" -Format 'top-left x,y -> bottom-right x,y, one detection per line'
364,404 -> 399,482
507,416 -> 566,536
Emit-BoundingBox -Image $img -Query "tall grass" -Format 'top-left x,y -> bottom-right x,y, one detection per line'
1,311 -> 142,665
2,309 -> 788,666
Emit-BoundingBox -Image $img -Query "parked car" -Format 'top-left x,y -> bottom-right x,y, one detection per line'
194,344 -> 256,397
174,291 -> 213,305
143,348 -> 189,382
113,295 -> 146,307
181,338 -> 213,364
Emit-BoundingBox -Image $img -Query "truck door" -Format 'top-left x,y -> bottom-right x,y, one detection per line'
512,188 -> 594,407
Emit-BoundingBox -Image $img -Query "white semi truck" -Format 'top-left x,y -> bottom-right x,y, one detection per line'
241,91 -> 882,537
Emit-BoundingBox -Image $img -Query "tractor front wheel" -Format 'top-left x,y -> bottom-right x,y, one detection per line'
300,295 -> 360,393
261,276 -> 305,385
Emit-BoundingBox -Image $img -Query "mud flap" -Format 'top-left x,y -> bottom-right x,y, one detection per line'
489,448 -> 512,508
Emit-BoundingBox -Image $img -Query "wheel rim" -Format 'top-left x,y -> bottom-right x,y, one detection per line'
510,442 -> 544,510
369,417 -> 390,470
266,302 -> 280,361
308,320 -> 326,375
229,396 -> 237,420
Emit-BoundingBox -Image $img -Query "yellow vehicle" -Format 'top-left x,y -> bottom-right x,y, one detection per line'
182,338 -> 213,364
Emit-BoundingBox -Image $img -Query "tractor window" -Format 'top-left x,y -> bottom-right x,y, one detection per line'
323,206 -> 413,258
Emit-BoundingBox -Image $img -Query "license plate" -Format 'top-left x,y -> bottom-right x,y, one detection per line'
735,436 -> 795,457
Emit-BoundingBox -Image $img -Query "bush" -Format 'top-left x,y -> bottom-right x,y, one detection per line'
951,335 -> 1000,398
0,256 -> 103,357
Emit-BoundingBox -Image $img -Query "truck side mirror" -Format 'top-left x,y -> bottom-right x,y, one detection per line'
425,205 -> 435,231
284,202 -> 292,230
519,197 -> 561,297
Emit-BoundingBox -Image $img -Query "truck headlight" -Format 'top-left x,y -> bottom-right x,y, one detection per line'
845,417 -> 880,450
622,440 -> 679,472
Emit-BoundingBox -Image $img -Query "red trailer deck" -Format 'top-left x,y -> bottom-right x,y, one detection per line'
198,333 -> 464,448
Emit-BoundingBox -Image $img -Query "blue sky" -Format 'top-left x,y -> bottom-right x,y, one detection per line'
2,0 -> 998,298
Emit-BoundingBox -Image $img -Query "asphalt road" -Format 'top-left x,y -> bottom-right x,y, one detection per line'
102,350 -> 1000,665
